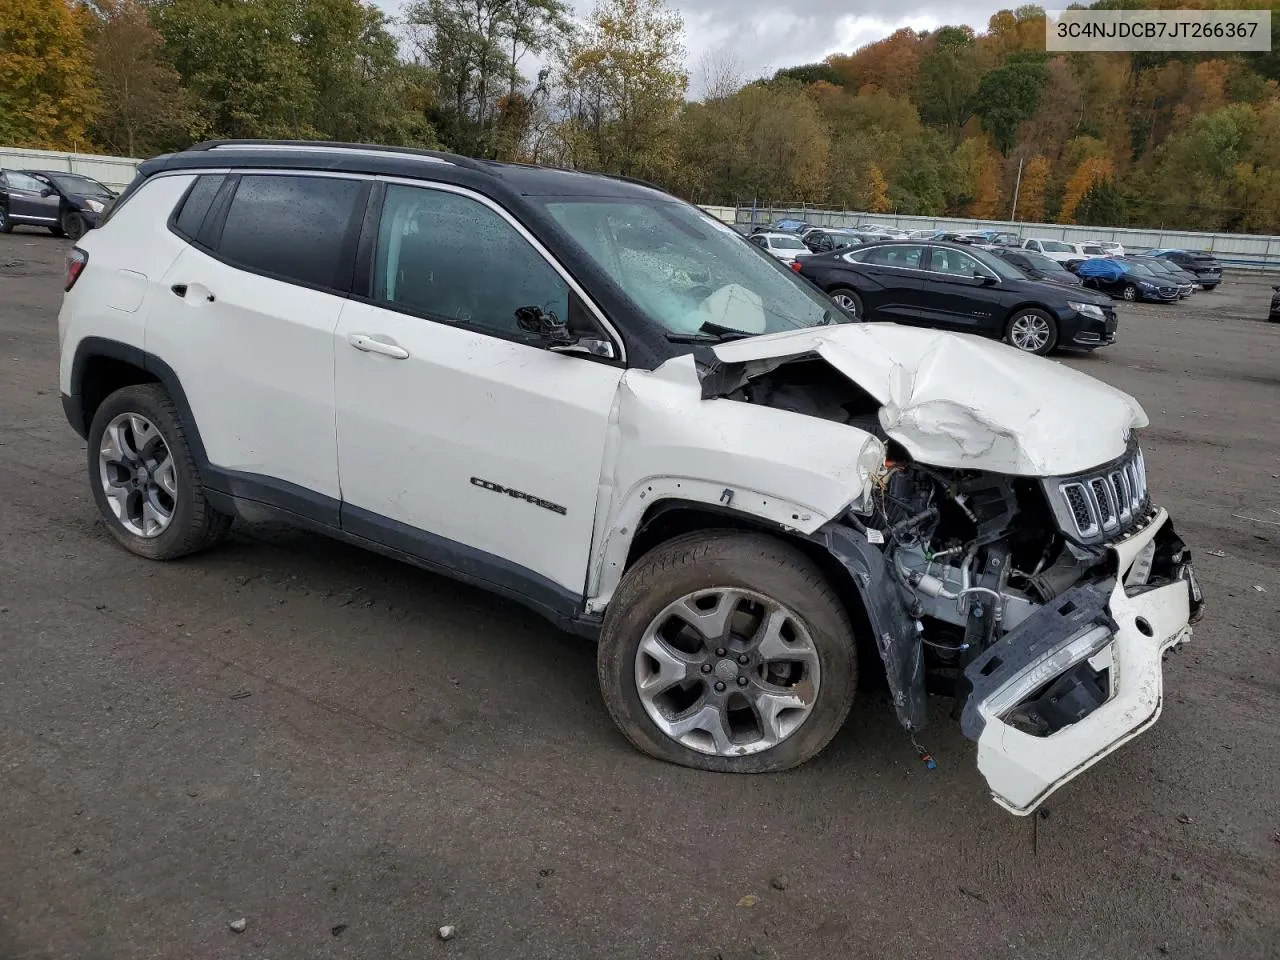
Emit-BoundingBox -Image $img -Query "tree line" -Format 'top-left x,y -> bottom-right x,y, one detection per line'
5,0 -> 1280,233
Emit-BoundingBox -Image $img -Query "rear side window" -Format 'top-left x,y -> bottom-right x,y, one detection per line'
172,175 -> 224,240
215,175 -> 364,290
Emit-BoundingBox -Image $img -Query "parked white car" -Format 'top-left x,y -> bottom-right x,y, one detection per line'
747,231 -> 813,263
57,140 -> 1203,815
1087,240 -> 1124,256
1021,238 -> 1100,264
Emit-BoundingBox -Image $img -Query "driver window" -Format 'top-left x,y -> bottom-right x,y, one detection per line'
8,172 -> 46,192
372,184 -> 569,343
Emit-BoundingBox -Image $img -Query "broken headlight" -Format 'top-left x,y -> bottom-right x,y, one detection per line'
976,625 -> 1113,726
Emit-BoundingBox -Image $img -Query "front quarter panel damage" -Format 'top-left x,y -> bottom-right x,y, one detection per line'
585,354 -> 883,611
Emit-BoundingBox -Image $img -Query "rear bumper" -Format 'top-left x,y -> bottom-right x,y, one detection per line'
961,509 -> 1201,815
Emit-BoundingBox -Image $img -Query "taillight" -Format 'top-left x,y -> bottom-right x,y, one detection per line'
790,260 -> 803,273
65,247 -> 88,292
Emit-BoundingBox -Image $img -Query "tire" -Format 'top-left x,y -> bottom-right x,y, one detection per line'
597,530 -> 857,774
61,211 -> 87,241
1122,283 -> 1138,301
1004,308 -> 1058,355
87,383 -> 232,560
828,286 -> 864,320
1201,284 -> 1217,291
48,224 -> 66,237
0,206 -> 11,233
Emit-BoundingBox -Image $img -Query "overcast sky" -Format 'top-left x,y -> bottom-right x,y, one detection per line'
369,0 -> 1013,95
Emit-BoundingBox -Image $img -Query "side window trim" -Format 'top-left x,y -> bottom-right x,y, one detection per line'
356,176 -> 627,365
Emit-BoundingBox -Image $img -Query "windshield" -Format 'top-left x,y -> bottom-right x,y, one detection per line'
46,174 -> 112,197
767,235 -> 807,251
1126,261 -> 1157,277
1039,240 -> 1073,253
539,198 -> 838,337
1021,251 -> 1064,272
971,249 -> 1024,281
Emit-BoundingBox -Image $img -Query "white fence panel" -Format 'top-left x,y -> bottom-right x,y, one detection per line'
0,147 -> 141,190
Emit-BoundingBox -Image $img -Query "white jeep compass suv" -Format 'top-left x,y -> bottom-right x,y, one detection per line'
57,141 -> 1203,814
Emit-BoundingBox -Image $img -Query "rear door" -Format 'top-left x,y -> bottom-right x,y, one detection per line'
842,243 -> 930,321
918,245 -> 1004,334
149,172 -> 367,513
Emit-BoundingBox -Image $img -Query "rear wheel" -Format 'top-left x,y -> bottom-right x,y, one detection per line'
1004,308 -> 1058,355
828,286 -> 864,320
597,531 -> 857,774
87,384 -> 231,560
1201,283 -> 1218,291
0,206 -> 11,233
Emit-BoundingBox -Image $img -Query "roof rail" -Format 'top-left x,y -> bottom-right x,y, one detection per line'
185,139 -> 492,174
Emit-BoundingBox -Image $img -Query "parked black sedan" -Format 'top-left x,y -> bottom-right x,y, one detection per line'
1270,285 -> 1280,322
1072,257 -> 1180,302
1125,255 -> 1196,297
1149,248 -> 1223,290
985,247 -> 1083,287
797,240 -> 1117,354
0,170 -> 116,240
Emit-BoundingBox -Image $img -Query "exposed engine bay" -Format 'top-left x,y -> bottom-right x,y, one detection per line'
714,352 -> 1202,751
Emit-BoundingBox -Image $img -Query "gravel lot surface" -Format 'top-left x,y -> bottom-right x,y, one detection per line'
1,229 -> 1277,960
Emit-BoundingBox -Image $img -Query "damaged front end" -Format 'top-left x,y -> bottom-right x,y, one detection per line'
700,325 -> 1204,814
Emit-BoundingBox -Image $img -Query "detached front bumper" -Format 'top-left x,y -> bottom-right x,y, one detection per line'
961,509 -> 1201,815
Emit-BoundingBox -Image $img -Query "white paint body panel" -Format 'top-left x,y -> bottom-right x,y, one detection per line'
975,509 -> 1193,814
584,354 -> 884,609
149,244 -> 345,499
334,300 -> 624,594
58,173 -> 197,388
710,322 -> 1148,476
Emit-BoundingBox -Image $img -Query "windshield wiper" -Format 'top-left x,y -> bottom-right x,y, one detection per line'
665,321 -> 758,343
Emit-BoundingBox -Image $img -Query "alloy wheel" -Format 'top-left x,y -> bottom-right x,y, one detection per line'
98,412 -> 178,538
831,292 -> 860,317
633,588 -> 821,756
1009,313 -> 1052,353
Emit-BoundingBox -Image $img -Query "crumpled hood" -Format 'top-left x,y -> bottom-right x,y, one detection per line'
708,323 -> 1148,476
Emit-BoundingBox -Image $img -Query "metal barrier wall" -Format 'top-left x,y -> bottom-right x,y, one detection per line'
0,147 -> 141,191
720,204 -> 1280,270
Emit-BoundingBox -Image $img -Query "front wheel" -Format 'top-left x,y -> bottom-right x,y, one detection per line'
1004,309 -> 1058,355
597,531 -> 857,773
1121,283 -> 1138,301
61,211 -> 87,241
87,383 -> 232,560
828,286 -> 864,320
0,206 -> 11,233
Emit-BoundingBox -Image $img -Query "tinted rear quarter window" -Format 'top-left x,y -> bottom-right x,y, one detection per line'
172,175 -> 224,240
215,175 -> 364,290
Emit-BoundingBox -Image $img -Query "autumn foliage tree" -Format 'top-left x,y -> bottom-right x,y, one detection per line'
0,0 -> 98,149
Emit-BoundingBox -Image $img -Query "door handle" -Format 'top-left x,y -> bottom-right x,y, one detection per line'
347,333 -> 409,359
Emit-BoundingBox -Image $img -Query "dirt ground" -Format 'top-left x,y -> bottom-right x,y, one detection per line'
1,227 -> 1277,960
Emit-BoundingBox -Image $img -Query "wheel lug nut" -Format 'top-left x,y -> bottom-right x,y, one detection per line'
714,681 -> 726,692
737,654 -> 749,665
700,663 -> 712,674
737,676 -> 748,687
715,648 -> 726,657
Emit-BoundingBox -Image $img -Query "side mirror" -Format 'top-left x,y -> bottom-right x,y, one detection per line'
39,187 -> 54,198
515,305 -> 616,360
974,270 -> 997,285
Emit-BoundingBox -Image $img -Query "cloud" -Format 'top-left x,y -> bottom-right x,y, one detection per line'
370,0 -> 1013,96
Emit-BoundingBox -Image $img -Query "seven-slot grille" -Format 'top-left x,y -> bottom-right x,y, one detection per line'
1056,447 -> 1149,540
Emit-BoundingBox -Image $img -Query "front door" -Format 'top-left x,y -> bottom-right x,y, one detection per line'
334,181 -> 625,608
6,172 -> 59,224
919,245 -> 1003,334
849,243 -> 931,322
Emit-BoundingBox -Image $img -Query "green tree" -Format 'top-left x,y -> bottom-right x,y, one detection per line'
973,55 -> 1049,154
770,62 -> 843,86
83,0 -> 196,156
1073,178 -> 1125,226
914,26 -> 980,139
554,0 -> 687,180
0,0 -> 99,149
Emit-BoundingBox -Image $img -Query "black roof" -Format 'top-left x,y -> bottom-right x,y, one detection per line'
141,139 -> 671,201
